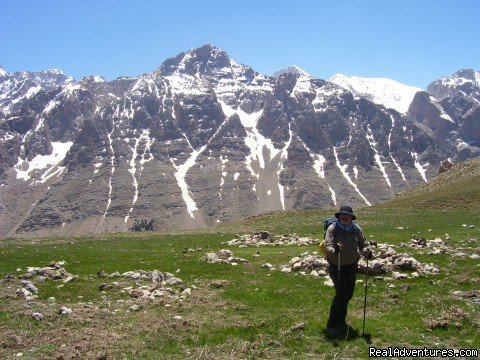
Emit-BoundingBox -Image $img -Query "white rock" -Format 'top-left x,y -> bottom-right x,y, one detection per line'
59,306 -> 72,316
281,267 -> 292,274
130,305 -> 140,311
470,254 -> 480,260
32,312 -> 44,321
261,263 -> 273,269
174,315 -> 183,320
16,288 -> 32,299
21,281 -> 38,294
392,271 -> 408,280
310,270 -> 320,277
323,277 -> 334,287
181,288 -> 192,296
289,257 -> 302,266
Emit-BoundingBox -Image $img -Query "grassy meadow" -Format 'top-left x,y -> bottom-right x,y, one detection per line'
1,158 -> 480,359
0,206 -> 479,359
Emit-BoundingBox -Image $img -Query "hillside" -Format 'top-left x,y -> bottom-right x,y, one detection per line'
380,157 -> 480,210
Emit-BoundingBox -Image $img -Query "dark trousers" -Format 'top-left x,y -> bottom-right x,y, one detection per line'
327,262 -> 358,328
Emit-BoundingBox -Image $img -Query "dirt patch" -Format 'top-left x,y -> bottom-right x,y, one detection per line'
424,305 -> 468,330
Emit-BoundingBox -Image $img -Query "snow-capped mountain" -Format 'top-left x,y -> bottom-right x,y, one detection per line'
0,45 -> 478,237
427,69 -> 480,103
273,65 -> 310,79
328,74 -> 422,114
0,68 -> 74,118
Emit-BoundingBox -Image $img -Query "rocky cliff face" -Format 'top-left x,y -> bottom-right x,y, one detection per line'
408,69 -> 480,162
0,45 -> 478,237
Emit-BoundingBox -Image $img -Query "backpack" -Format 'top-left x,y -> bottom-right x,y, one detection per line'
319,218 -> 360,258
319,218 -> 338,258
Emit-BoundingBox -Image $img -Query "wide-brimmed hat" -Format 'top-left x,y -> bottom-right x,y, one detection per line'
335,205 -> 356,220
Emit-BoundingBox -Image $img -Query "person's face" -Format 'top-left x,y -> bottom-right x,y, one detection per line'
339,213 -> 353,225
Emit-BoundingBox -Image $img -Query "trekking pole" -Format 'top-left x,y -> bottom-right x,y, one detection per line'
337,250 -> 341,334
361,256 -> 371,342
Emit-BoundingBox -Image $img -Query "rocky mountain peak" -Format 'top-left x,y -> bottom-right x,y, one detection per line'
427,68 -> 480,102
273,65 -> 310,79
0,66 -> 6,77
159,44 -> 246,78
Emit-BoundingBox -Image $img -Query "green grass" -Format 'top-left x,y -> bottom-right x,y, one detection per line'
1,207 -> 479,359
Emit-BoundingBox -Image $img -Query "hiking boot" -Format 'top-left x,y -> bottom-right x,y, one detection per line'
338,323 -> 353,334
326,327 -> 338,337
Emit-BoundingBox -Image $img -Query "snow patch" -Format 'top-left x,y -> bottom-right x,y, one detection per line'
277,125 -> 293,210
328,186 -> 337,206
103,128 -> 115,217
329,74 -> 421,114
411,151 -> 428,183
429,96 -> 454,122
366,126 -> 392,188
333,146 -> 371,206
15,141 -> 73,182
388,115 -> 407,181
313,154 -> 326,179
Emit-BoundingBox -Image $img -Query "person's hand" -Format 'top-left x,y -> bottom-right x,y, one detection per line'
336,242 -> 343,253
363,249 -> 373,260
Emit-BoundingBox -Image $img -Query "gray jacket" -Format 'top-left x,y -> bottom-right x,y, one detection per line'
325,222 -> 367,265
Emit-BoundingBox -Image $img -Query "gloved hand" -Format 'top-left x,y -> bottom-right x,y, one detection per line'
363,248 -> 373,260
335,242 -> 343,254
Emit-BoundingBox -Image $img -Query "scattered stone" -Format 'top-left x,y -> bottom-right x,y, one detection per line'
16,288 -> 36,301
130,304 -> 141,311
129,290 -> 145,299
108,271 -> 121,278
470,254 -> 480,260
261,263 -> 273,269
181,288 -> 191,296
323,277 -> 334,287
392,271 -> 408,280
59,306 -> 72,316
225,232 -> 320,247
21,280 -> 38,294
205,249 -> 248,265
99,283 -> 113,291
452,290 -> 480,303
31,312 -> 44,321
210,280 -> 230,288
358,245 -> 440,276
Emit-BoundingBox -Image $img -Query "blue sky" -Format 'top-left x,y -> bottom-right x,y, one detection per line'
1,0 -> 479,88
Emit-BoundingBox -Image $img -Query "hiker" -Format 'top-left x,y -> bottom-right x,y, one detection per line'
324,205 -> 372,336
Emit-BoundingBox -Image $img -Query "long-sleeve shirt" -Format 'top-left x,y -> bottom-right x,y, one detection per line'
324,222 -> 367,265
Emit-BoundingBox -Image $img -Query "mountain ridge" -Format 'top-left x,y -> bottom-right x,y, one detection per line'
0,44 -> 479,237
